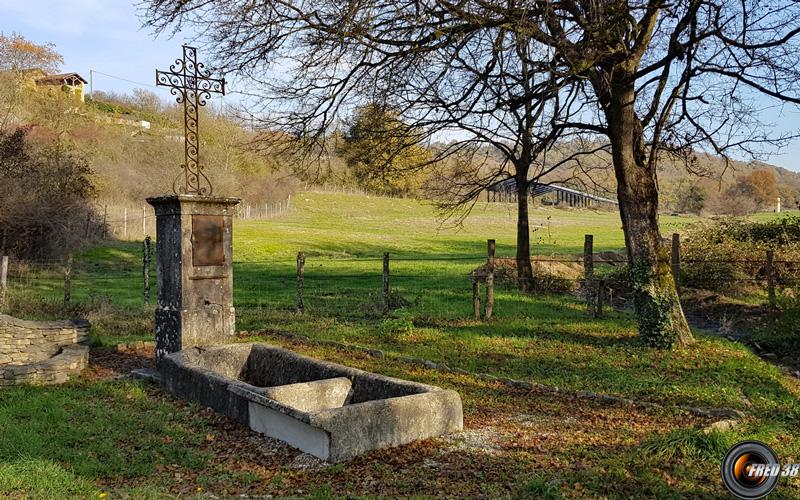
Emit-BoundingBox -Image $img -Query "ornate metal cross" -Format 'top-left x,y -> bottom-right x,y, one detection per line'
156,45 -> 225,196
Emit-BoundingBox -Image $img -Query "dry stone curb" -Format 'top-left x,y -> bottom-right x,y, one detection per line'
0,313 -> 90,387
250,328 -> 746,423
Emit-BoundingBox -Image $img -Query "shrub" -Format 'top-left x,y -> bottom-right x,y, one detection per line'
680,216 -> 800,295
378,309 -> 415,339
0,128 -> 102,260
595,263 -> 632,303
365,288 -> 412,317
754,289 -> 800,358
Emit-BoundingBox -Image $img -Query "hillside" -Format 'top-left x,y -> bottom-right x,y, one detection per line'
5,76 -> 800,215
534,145 -> 800,210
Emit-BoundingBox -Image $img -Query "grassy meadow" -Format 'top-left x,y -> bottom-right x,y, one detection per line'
2,192 -> 799,498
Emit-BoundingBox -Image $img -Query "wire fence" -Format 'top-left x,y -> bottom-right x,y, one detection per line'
1,234 -> 799,320
93,199 -> 294,242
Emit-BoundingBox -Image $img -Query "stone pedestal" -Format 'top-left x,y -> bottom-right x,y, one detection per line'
146,195 -> 240,360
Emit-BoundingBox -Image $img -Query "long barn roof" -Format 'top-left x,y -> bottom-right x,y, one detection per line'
489,179 -> 618,205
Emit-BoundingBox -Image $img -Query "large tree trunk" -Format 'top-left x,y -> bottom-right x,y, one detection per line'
516,179 -> 534,292
605,85 -> 693,348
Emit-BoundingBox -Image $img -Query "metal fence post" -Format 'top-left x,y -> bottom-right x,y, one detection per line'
143,236 -> 152,307
63,254 -> 73,307
596,279 -> 605,317
0,255 -> 8,310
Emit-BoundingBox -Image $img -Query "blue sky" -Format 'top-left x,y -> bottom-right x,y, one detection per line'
0,1 -> 207,101
2,0 -> 800,172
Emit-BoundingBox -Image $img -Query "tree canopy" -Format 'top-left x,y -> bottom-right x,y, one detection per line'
0,32 -> 62,74
143,0 -> 800,347
337,104 -> 430,197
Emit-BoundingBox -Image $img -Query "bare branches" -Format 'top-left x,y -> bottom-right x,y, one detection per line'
140,0 -> 800,195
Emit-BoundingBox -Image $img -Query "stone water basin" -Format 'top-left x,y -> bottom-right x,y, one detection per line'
159,343 -> 463,461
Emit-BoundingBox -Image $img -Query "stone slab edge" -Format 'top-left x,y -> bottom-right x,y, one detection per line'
0,313 -> 90,330
0,344 -> 89,386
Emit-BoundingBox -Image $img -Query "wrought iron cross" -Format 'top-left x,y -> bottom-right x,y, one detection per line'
156,45 -> 225,195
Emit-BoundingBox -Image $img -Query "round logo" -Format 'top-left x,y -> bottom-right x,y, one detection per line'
721,441 -> 781,499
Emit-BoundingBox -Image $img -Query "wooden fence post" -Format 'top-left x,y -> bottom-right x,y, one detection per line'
472,274 -> 481,319
296,252 -> 305,313
767,250 -> 776,308
102,205 -> 108,239
63,254 -> 72,307
485,239 -> 495,319
671,233 -> 681,296
584,234 -> 596,316
383,252 -> 390,311
143,236 -> 152,306
0,255 -> 8,310
123,207 -> 128,239
596,279 -> 605,317
142,206 -> 147,236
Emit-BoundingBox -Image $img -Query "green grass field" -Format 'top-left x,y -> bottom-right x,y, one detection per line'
2,192 -> 799,498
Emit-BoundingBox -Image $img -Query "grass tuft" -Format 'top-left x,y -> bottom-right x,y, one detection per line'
639,428 -> 733,462
521,474 -> 563,499
0,458 -> 98,499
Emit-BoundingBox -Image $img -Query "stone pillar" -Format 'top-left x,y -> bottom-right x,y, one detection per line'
146,195 -> 240,361
776,197 -> 781,213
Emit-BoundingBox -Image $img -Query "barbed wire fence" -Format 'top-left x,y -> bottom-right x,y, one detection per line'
1,233 -> 799,319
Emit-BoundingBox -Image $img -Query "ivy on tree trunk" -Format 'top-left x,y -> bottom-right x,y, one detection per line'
605,85 -> 693,347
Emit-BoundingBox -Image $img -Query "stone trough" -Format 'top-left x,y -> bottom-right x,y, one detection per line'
0,313 -> 90,387
159,343 -> 463,461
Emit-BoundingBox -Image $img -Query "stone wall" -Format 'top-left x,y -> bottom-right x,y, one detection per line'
0,345 -> 89,386
0,313 -> 90,365
0,313 -> 90,386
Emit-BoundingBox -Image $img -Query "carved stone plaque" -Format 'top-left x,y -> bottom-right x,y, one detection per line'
191,215 -> 225,266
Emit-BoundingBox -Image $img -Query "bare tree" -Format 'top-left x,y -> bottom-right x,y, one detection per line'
143,0 -> 800,347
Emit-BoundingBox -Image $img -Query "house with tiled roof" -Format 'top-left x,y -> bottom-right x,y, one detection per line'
34,72 -> 87,102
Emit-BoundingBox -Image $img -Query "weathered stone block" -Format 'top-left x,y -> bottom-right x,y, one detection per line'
147,195 -> 240,361
160,343 -> 463,462
6,364 -> 36,376
259,377 -> 352,413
